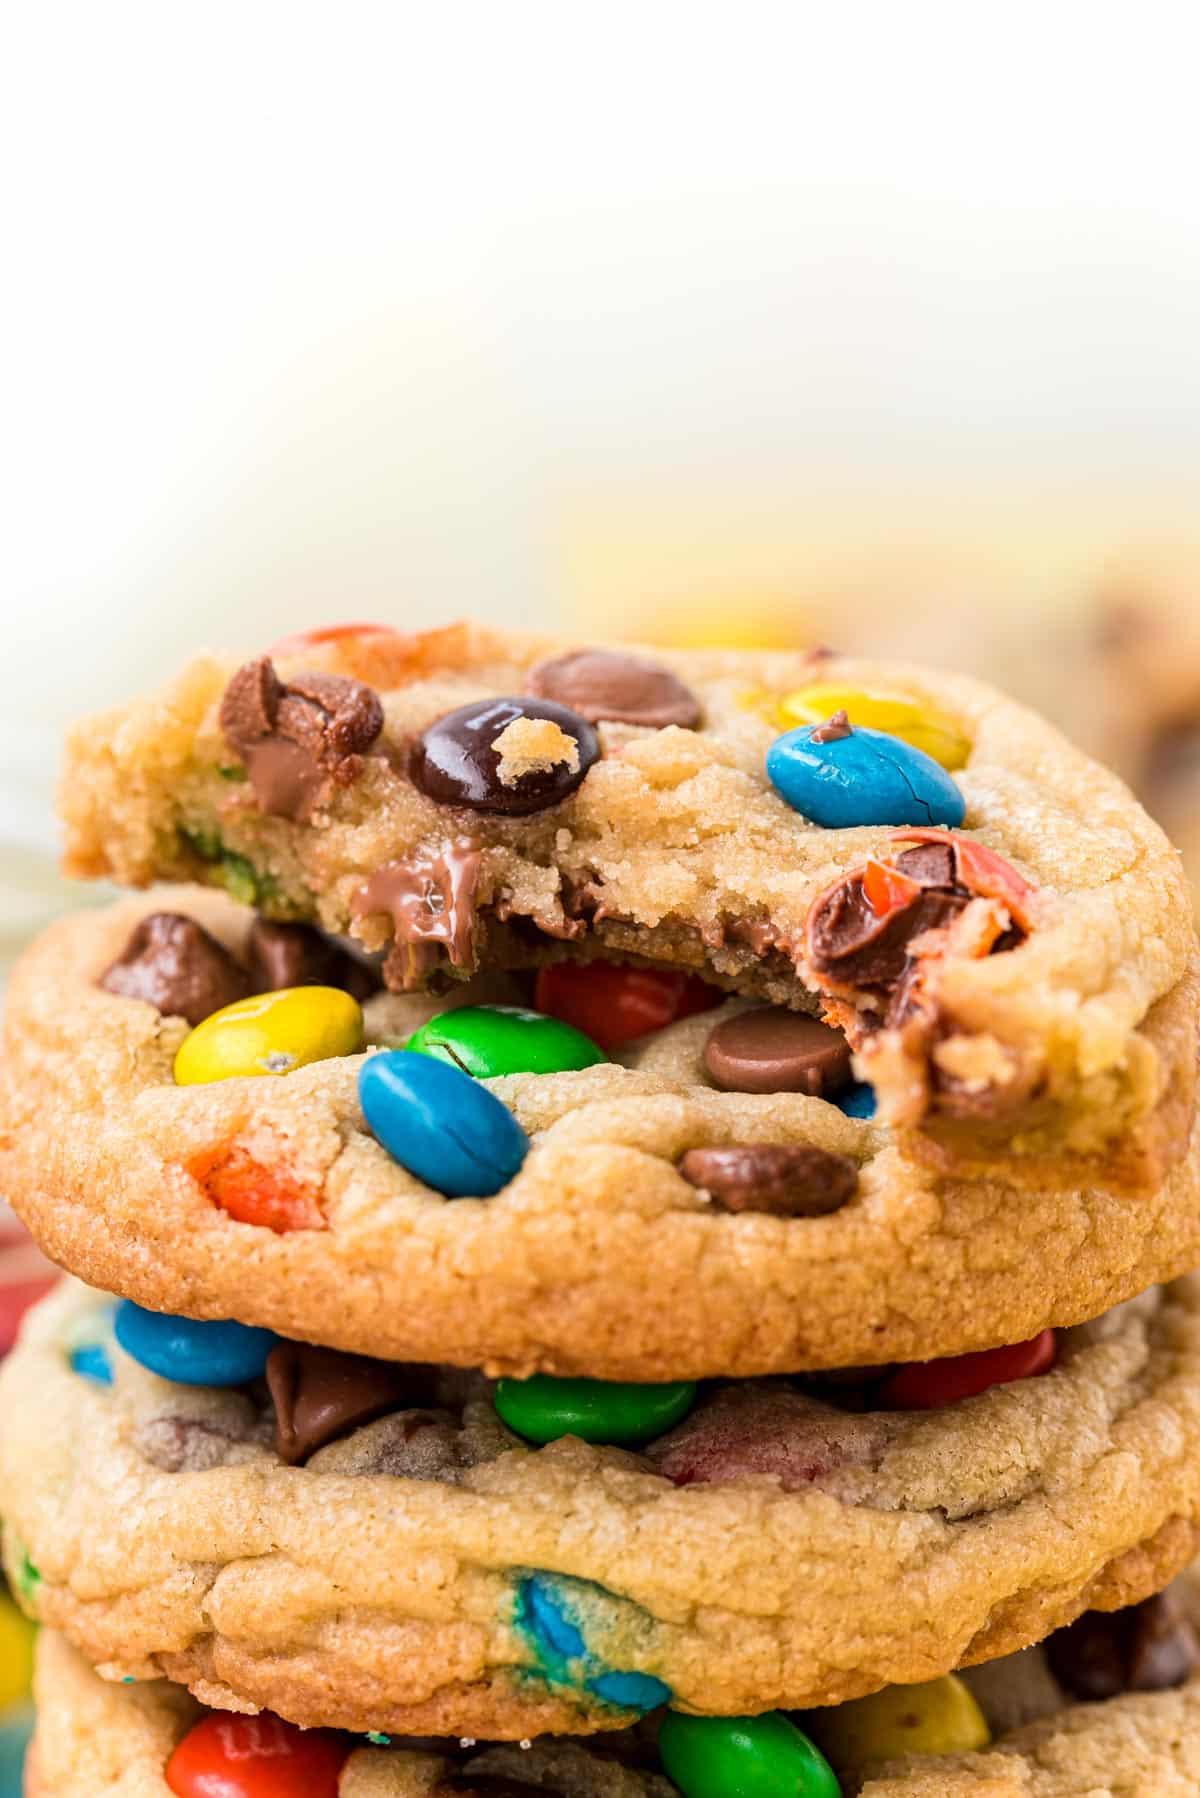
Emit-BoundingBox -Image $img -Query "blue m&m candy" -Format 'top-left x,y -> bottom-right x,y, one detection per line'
766,712 -> 965,831
358,1049 -> 529,1197
114,1301 -> 279,1386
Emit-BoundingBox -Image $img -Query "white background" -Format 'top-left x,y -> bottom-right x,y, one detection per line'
4,3 -> 1200,941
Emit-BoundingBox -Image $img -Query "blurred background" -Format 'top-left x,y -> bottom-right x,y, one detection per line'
4,2 -> 1200,960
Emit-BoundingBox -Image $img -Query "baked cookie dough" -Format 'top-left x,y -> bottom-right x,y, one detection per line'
26,1574 -> 1200,1798
57,620 -> 1196,1180
5,1280 -> 1200,1737
3,890 -> 1199,1382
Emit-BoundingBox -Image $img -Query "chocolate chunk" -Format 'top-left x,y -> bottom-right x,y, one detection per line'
677,1145 -> 857,1216
220,654 -> 384,821
99,912 -> 251,1025
649,1384 -> 887,1491
894,841 -> 958,887
528,649 -> 703,730
266,1343 -> 427,1464
807,876 -> 969,991
703,1008 -> 853,1097
1126,1592 -> 1200,1691
247,918 -> 381,1001
354,838 -> 482,989
410,698 -> 600,816
809,709 -> 853,744
1047,1593 -> 1199,1701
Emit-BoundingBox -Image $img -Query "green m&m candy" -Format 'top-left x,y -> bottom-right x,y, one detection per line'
405,1005 -> 607,1078
659,1712 -> 842,1798
495,1374 -> 697,1447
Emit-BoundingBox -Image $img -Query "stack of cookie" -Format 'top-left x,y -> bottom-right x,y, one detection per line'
3,620 -> 1200,1797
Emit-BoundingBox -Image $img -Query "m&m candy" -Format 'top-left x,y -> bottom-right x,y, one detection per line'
166,1709 -> 349,1797
358,1051 -> 529,1197
534,963 -> 721,1051
495,1374 -> 697,1447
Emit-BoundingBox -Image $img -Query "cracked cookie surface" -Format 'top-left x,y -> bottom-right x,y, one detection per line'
27,1580 -> 1200,1798
3,890 -> 1199,1382
5,1280 -> 1200,1736
57,620 -> 1196,1179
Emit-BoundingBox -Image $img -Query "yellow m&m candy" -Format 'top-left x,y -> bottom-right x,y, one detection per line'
174,987 -> 364,1085
0,1593 -> 35,1708
776,686 -> 971,771
806,1674 -> 990,1769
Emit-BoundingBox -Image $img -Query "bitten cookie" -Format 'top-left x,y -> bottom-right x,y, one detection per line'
3,889 -> 1198,1381
27,1582 -> 1200,1798
5,1281 -> 1200,1737
57,619 -> 1196,1182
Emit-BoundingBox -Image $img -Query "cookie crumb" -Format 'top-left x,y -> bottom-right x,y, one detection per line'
492,717 -> 580,786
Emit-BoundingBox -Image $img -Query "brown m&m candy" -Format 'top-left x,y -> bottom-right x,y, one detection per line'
410,697 -> 600,815
529,648 -> 703,730
703,1007 -> 853,1097
677,1145 -> 858,1216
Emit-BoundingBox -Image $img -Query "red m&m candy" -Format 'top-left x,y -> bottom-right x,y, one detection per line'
534,962 -> 722,1051
879,1330 -> 1057,1410
166,1710 -> 350,1797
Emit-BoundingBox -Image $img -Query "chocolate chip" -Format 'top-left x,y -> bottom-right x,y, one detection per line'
528,649 -> 703,730
677,1145 -> 857,1216
220,654 -> 384,821
266,1343 -> 428,1464
99,912 -> 251,1026
648,1384 -> 887,1491
247,918 -> 381,1001
703,1008 -> 853,1097
409,698 -> 600,816
808,709 -> 853,744
1047,1593 -> 1199,1701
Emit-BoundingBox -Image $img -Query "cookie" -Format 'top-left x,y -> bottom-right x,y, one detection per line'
3,889 -> 1199,1382
5,1280 -> 1200,1737
57,620 -> 1195,1181
27,1575 -> 1200,1798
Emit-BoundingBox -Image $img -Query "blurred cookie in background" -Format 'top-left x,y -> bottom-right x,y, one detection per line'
570,505 -> 1200,898
1090,558 -> 1200,908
